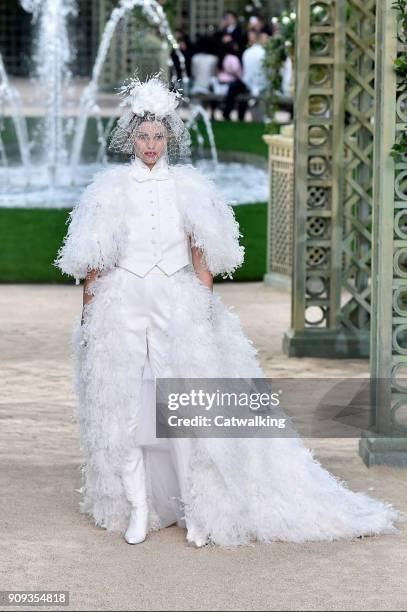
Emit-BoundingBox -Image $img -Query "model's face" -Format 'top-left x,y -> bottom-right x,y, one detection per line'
133,121 -> 168,167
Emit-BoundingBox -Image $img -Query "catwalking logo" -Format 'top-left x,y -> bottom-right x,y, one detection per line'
167,413 -> 287,429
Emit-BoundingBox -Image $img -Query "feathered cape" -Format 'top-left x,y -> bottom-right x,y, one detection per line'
55,163 -> 245,283
54,162 -> 401,547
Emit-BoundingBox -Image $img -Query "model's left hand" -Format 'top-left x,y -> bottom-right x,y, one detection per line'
191,246 -> 213,291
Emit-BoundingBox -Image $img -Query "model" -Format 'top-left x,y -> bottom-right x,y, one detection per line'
55,74 -> 401,548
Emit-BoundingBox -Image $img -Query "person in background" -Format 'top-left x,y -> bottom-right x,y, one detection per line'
247,13 -> 273,36
216,10 -> 247,58
280,55 -> 293,97
209,38 -> 243,97
171,29 -> 192,82
190,34 -> 219,95
222,28 -> 268,121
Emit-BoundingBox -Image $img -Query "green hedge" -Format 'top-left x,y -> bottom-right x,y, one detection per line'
0,203 -> 267,283
192,120 -> 269,159
1,119 -> 269,282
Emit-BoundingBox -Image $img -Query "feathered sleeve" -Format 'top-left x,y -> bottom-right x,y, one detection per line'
53,167 -> 124,283
174,165 -> 245,279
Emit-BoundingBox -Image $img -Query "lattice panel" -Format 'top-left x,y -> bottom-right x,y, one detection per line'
268,137 -> 294,277
0,0 -> 99,78
287,0 -> 378,356
291,0 -> 342,333
390,34 -> 407,434
174,1 -> 284,38
95,1 -> 168,89
0,2 -> 32,76
367,0 -> 407,443
194,1 -> 224,33
69,0 -> 97,77
340,0 -> 376,334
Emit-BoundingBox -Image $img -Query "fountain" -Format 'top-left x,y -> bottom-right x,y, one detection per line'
0,0 -> 269,208
0,54 -> 31,172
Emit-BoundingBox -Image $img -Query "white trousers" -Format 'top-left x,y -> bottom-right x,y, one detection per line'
116,264 -> 192,528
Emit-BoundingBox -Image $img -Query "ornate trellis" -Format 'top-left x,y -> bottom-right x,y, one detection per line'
175,1 -> 285,40
340,0 -> 375,344
185,0 -> 224,42
284,0 -> 346,357
284,0 -> 376,357
286,0 -> 407,463
360,0 -> 407,466
263,130 -> 294,287
94,0 -> 169,89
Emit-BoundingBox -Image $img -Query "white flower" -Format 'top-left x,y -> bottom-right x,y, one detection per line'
271,16 -> 278,24
290,12 -> 296,20
282,16 -> 290,25
119,74 -> 182,117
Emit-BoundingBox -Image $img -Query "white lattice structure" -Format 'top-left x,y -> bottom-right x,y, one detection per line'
263,125 -> 294,289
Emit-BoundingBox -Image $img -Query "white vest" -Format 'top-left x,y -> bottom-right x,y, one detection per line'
117,156 -> 192,277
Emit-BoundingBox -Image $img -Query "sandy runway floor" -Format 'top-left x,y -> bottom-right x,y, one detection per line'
0,282 -> 406,611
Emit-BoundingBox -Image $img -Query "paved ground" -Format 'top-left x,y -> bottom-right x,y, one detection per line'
1,282 -> 406,611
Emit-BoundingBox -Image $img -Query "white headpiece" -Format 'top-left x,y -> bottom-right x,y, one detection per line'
109,72 -> 191,164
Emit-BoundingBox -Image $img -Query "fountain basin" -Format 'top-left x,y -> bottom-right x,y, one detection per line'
0,114 -> 268,207
0,158 -> 268,208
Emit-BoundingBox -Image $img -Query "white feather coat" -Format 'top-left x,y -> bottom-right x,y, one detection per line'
55,162 -> 401,547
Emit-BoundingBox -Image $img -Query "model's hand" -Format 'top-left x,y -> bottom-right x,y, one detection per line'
83,269 -> 100,307
191,246 -> 213,291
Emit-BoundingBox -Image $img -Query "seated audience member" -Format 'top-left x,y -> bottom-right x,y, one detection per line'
222,29 -> 268,121
210,39 -> 243,96
190,34 -> 219,95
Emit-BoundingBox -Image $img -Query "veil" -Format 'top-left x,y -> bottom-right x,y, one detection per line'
108,72 -> 192,164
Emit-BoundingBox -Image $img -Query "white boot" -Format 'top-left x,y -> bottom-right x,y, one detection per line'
186,522 -> 209,548
122,447 -> 149,545
124,500 -> 149,545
